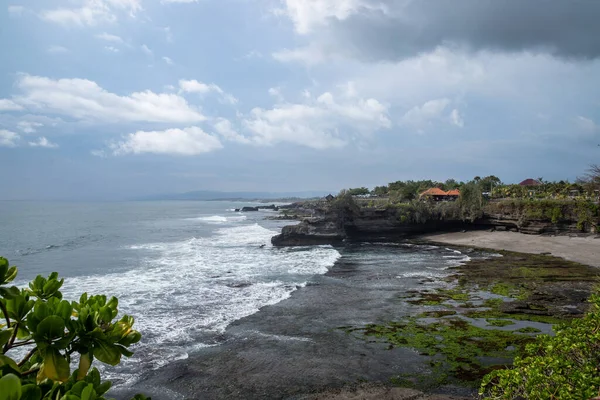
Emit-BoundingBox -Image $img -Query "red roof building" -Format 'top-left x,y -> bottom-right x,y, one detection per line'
519,179 -> 542,186
419,188 -> 460,201
420,188 -> 448,197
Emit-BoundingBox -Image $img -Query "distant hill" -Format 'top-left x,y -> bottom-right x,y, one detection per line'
137,190 -> 330,201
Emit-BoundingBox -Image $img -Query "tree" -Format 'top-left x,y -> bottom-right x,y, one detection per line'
0,257 -> 148,400
458,182 -> 485,221
346,187 -> 370,196
443,179 -> 460,190
331,190 -> 360,230
582,165 -> 600,190
371,186 -> 389,196
479,176 -> 502,194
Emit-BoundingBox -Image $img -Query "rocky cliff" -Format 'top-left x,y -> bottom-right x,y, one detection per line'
271,200 -> 598,246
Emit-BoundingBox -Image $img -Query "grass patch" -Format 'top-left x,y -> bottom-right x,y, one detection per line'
490,283 -> 512,297
483,298 -> 504,309
516,327 -> 542,334
464,310 -> 563,325
345,317 -> 535,386
418,310 -> 457,318
486,319 -> 515,327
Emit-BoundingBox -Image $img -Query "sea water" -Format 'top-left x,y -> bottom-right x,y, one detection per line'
0,201 -> 340,386
0,200 -> 470,389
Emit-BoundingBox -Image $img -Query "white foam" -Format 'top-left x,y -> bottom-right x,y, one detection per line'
187,215 -> 247,224
55,222 -> 340,387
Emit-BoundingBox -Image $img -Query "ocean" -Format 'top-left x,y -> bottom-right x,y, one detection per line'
0,200 -> 469,392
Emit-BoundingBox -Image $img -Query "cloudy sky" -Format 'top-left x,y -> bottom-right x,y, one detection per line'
1,0 -> 599,200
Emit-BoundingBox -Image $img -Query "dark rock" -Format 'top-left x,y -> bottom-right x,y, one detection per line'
241,206 -> 259,212
226,282 -> 253,288
271,220 -> 345,246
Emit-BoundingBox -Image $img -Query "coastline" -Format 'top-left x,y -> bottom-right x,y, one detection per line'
420,231 -> 600,268
119,243 -> 476,400
119,230 -> 599,400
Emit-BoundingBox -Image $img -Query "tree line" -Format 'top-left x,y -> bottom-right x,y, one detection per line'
345,164 -> 600,202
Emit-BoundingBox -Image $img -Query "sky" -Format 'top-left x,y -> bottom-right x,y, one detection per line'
1,0 -> 599,200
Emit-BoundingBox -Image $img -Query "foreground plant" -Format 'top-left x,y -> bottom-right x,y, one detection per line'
0,257 -> 148,400
480,292 -> 600,399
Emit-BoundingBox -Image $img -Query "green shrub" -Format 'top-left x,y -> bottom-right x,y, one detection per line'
0,257 -> 148,400
480,292 -> 600,399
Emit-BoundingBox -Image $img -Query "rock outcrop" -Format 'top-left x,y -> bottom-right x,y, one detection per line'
271,219 -> 345,246
271,201 -> 597,246
481,213 -> 590,235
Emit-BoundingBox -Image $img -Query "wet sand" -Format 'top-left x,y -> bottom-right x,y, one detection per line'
421,231 -> 600,267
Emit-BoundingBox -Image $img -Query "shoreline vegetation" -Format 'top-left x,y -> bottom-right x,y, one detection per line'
261,171 -> 600,398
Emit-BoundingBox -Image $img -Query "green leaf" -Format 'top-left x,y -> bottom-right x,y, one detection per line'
0,286 -> 20,299
0,354 -> 20,374
77,353 -> 92,381
81,384 -> 96,400
92,341 -> 121,366
3,267 -> 18,285
56,301 -> 73,321
98,307 -> 111,324
59,395 -> 80,400
36,316 -> 65,341
40,347 -> 70,383
69,381 -> 88,396
32,302 -> 50,323
0,373 -> 21,400
130,395 -> 151,400
0,328 -> 13,346
0,258 -> 8,279
95,381 -> 111,396
19,384 -> 42,400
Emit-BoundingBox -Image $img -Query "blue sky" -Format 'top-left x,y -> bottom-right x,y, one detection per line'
1,0 -> 599,200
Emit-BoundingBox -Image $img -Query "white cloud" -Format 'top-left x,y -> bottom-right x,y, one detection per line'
0,99 -> 24,111
213,118 -> 250,144
111,126 -> 222,156
275,0 -> 384,34
272,44 -> 330,65
450,109 -> 464,128
41,2 -> 115,27
17,121 -> 44,133
141,44 -> 153,56
0,130 -> 20,147
179,80 -> 214,94
41,0 -> 142,27
178,79 -> 238,105
243,86 -> 390,149
268,87 -> 281,97
8,5 -> 25,16
161,0 -> 197,3
162,56 -> 174,65
402,98 -> 451,130
268,87 -> 284,102
12,74 -> 206,124
28,137 -> 58,148
47,45 -> 69,54
105,46 -> 120,52
575,116 -> 598,133
95,32 -> 124,44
